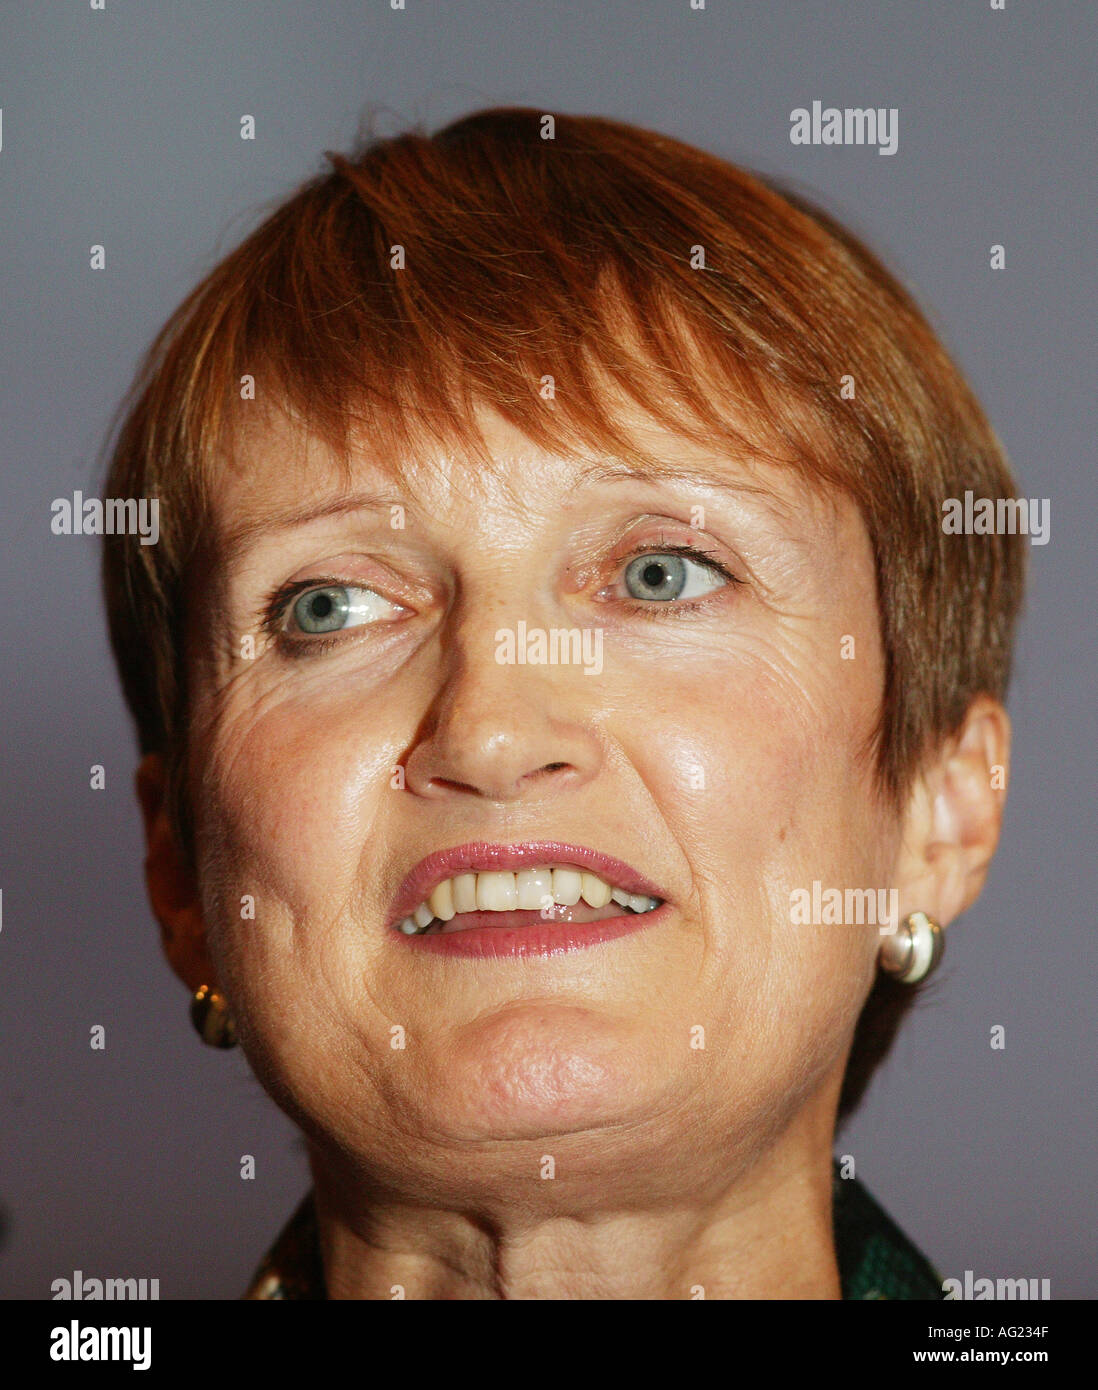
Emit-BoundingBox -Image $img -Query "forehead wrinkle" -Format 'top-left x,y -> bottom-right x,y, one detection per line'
409,414 -> 807,519
408,447 -> 538,522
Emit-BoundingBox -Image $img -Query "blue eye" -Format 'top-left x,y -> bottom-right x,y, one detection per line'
287,584 -> 403,635
622,552 -> 728,602
293,586 -> 349,633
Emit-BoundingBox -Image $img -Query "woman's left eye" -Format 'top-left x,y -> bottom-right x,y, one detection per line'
619,550 -> 733,603
281,584 -> 405,636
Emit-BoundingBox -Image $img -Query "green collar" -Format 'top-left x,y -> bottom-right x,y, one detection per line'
831,1166 -> 945,1299
244,1167 -> 944,1300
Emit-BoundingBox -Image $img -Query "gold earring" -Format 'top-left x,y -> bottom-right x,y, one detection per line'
190,984 -> 238,1048
879,911 -> 944,984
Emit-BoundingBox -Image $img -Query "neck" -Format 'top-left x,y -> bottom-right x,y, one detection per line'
309,1117 -> 842,1300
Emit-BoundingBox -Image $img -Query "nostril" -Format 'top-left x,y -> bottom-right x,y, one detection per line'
428,777 -> 483,796
527,762 -> 573,783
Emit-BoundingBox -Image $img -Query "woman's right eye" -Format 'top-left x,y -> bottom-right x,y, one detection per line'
286,584 -> 405,636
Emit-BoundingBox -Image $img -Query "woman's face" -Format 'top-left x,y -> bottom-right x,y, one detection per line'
182,400 -> 900,1206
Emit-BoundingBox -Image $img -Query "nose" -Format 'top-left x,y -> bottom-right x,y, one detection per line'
401,611 -> 604,804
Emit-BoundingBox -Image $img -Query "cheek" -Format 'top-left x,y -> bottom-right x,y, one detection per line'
186,681 -> 416,1063
193,681 -> 401,913
184,687 -> 415,1129
627,644 -> 881,898
617,643 -> 885,1045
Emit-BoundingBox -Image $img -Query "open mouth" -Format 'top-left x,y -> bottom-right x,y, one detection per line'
394,866 -> 664,937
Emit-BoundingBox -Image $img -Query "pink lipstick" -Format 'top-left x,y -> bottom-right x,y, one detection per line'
388,841 -> 669,959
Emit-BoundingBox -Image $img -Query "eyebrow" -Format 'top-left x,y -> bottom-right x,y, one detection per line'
570,461 -> 796,516
216,458 -> 795,569
218,487 -> 403,569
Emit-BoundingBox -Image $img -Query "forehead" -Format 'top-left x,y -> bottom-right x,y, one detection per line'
209,391 -> 846,558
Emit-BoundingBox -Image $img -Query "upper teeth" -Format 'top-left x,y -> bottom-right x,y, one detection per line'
396,867 -> 661,935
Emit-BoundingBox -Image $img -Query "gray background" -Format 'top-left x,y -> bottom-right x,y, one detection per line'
1,1 -> 1094,1299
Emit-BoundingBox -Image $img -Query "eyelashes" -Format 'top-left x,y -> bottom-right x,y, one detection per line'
256,540 -> 744,654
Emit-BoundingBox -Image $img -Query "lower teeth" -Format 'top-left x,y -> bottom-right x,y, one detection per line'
402,898 -> 661,935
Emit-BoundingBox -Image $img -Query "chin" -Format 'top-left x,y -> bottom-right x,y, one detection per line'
426,1001 -> 658,1143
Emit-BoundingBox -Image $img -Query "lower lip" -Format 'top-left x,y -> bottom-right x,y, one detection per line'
396,904 -> 669,958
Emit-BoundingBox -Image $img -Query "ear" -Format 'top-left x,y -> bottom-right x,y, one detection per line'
893,695 -> 1012,929
136,752 -> 217,994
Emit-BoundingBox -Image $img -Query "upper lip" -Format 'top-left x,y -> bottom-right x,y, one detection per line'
388,841 -> 669,928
